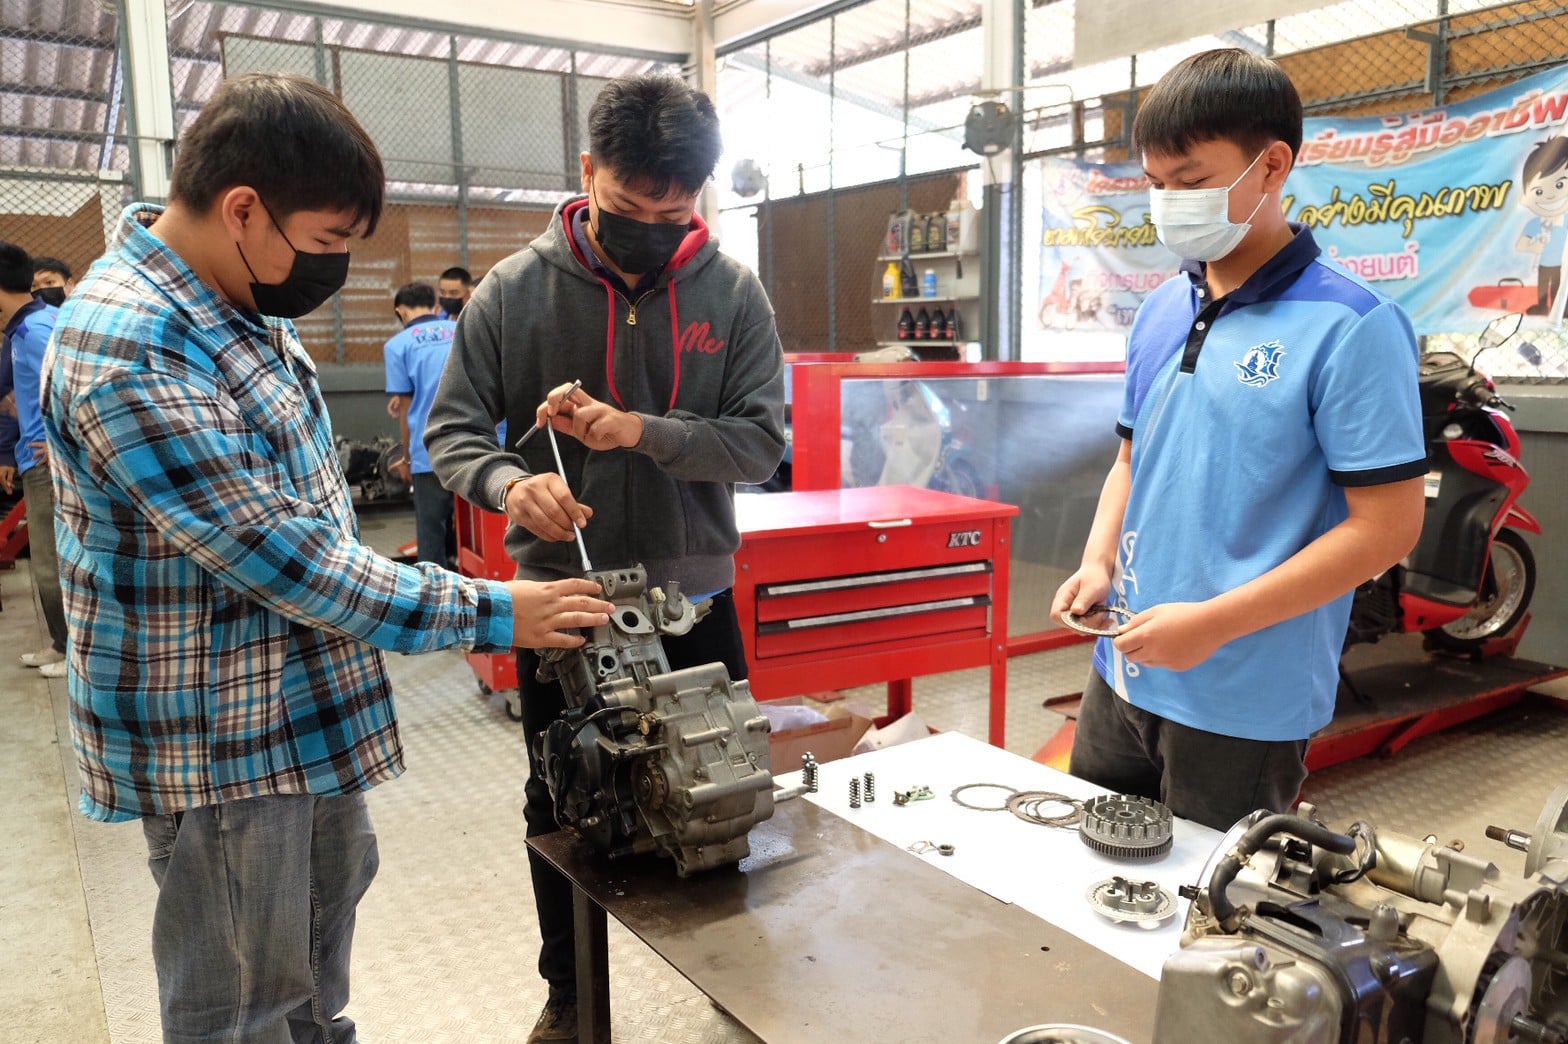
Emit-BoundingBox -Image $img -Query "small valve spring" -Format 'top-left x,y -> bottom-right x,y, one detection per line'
848,776 -> 861,809
863,772 -> 875,802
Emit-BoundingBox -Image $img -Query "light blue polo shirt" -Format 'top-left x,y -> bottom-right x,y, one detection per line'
1093,225 -> 1426,741
384,313 -> 456,474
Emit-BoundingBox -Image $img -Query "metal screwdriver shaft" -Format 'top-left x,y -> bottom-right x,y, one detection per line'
513,379 -> 582,451
545,423 -> 593,573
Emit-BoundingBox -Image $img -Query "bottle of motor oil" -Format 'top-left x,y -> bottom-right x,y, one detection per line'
931,309 -> 948,341
910,214 -> 927,253
897,308 -> 914,341
883,261 -> 901,298
922,269 -> 938,298
926,212 -> 947,252
946,307 -> 962,341
914,307 -> 931,340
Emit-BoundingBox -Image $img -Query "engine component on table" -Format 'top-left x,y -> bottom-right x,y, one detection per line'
894,785 -> 934,806
535,566 -> 774,877
1007,791 -> 1085,829
1154,786 -> 1568,1044
849,776 -> 861,809
1079,794 -> 1174,860
800,753 -> 819,793
1086,876 -> 1176,928
996,1025 -> 1132,1044
863,772 -> 876,803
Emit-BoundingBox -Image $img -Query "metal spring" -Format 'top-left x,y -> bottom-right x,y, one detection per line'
863,772 -> 875,803
849,776 -> 861,809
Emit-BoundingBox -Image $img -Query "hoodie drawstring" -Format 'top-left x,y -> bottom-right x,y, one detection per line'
601,278 -> 624,409
667,278 -> 681,411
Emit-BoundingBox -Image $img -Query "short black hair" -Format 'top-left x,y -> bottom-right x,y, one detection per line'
32,255 -> 72,281
587,74 -> 722,199
1523,137 -> 1568,185
170,73 -> 385,236
0,240 -> 32,294
394,282 -> 436,310
1132,49 -> 1303,161
439,266 -> 472,285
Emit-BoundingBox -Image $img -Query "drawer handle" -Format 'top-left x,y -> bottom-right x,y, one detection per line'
867,518 -> 914,529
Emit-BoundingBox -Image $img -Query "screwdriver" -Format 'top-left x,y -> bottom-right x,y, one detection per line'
513,379 -> 582,451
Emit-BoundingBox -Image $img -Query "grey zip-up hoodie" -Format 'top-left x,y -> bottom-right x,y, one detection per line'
425,196 -> 786,594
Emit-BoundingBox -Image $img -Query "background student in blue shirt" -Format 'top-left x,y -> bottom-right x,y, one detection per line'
1052,48 -> 1427,831
383,280 -> 457,565
0,240 -> 66,675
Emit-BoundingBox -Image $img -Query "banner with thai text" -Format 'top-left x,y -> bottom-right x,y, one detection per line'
1035,62 -> 1568,335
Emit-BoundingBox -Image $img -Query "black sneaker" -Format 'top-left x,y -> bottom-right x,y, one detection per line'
527,991 -> 578,1043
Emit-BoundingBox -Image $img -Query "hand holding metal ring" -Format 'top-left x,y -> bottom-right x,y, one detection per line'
1061,603 -> 1133,637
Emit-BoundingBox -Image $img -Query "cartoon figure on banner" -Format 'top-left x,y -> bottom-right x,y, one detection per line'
1515,135 -> 1568,316
1039,257 -> 1105,327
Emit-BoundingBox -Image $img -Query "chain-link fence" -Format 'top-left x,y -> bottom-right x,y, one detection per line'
2,0 -> 674,368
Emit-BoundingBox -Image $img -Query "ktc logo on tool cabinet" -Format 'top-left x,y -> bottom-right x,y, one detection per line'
947,529 -> 983,548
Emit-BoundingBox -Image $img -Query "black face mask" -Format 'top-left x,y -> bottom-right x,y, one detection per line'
438,296 -> 464,315
236,201 -> 350,319
34,287 -> 66,307
591,185 -> 690,275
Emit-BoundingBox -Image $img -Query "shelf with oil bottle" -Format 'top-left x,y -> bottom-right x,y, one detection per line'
876,199 -> 978,358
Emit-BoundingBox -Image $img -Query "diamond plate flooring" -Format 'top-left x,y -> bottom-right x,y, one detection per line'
5,530 -> 1568,1042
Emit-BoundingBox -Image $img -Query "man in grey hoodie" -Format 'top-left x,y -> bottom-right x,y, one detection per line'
425,74 -> 785,1042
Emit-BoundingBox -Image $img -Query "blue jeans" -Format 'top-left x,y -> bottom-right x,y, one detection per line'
142,793 -> 379,1043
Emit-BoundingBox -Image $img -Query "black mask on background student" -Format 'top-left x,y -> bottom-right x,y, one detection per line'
34,287 -> 66,307
439,296 -> 464,316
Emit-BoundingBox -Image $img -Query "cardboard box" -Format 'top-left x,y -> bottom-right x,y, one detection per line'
766,703 -> 874,769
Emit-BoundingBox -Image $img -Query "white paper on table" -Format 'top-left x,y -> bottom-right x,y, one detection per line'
772,731 -> 1223,980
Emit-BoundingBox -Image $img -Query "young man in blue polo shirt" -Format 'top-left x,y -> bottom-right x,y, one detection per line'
384,280 -> 457,565
1052,48 -> 1427,832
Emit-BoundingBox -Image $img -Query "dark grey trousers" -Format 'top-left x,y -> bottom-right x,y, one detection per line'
1069,670 -> 1309,832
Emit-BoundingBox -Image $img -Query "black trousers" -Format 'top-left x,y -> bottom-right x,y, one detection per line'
517,590 -> 750,994
1068,670 -> 1309,832
411,472 -> 456,568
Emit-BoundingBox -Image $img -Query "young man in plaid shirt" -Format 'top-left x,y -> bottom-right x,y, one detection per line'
42,73 -> 613,1042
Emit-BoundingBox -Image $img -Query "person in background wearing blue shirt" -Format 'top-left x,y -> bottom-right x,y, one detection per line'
437,264 -> 473,318
41,72 -> 613,1043
1051,49 -> 1427,832
384,280 -> 457,566
31,255 -> 76,306
0,240 -> 67,676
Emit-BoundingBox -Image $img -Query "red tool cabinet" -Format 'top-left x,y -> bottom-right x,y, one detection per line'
454,495 -> 520,698
734,485 -> 1018,748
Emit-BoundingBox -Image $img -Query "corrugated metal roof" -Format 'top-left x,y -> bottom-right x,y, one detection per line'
1,0 -> 672,176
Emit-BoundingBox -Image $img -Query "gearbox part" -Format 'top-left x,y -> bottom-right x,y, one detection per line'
1079,794 -> 1174,861
951,782 -> 1019,811
997,1026 -> 1133,1044
1008,791 -> 1084,828
535,565 -> 774,877
1086,876 -> 1177,928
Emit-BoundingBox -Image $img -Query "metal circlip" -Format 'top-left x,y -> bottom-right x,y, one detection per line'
1006,791 -> 1085,828
1060,603 -> 1134,638
950,783 -> 1020,812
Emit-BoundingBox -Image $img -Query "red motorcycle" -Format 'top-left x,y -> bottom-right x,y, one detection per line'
1345,313 -> 1538,655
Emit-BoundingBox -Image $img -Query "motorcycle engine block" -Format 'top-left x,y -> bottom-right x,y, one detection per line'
1154,788 -> 1568,1044
535,566 -> 775,877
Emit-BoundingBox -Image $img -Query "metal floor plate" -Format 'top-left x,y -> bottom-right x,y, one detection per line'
9,547 -> 1565,1043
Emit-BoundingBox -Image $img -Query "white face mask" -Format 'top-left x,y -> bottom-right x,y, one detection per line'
1148,149 -> 1270,262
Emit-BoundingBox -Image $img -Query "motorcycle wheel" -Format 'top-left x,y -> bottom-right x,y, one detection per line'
1423,528 -> 1535,653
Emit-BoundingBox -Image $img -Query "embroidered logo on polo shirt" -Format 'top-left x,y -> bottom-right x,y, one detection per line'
1235,341 -> 1287,387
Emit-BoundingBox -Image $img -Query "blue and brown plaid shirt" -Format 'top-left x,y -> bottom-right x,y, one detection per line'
43,204 -> 515,822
